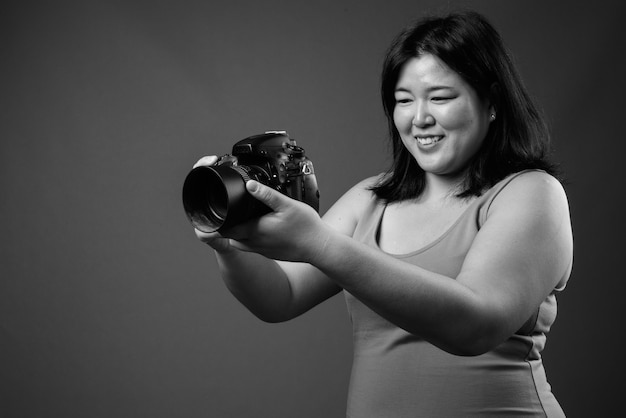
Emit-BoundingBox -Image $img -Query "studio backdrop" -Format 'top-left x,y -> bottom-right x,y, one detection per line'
1,0 -> 624,417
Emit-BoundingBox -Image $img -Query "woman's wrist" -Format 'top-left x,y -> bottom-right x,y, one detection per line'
304,224 -> 340,268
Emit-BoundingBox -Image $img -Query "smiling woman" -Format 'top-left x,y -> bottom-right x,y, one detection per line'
374,10 -> 556,202
392,54 -> 493,178
191,10 -> 573,417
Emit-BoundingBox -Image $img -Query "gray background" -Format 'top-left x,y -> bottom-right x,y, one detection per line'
2,0 -> 624,417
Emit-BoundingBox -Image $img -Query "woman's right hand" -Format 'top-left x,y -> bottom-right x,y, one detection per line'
191,156 -> 234,253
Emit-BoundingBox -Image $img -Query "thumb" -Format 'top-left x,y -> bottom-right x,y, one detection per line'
246,180 -> 289,211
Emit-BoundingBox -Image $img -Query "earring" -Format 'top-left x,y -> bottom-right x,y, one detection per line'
490,113 -> 496,121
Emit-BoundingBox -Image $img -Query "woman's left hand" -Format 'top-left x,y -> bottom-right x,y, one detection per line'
220,180 -> 331,263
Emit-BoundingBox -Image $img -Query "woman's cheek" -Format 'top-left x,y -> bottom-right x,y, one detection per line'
436,105 -> 470,131
394,107 -> 413,131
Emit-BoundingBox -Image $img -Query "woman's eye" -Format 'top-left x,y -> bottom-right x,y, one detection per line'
432,96 -> 454,103
395,97 -> 412,104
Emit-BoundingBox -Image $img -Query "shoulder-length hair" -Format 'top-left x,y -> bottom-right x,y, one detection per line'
371,10 -> 558,202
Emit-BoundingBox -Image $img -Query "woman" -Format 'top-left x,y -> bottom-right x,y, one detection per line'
193,11 -> 573,417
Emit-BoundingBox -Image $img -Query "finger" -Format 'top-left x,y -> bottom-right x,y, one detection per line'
228,240 -> 250,252
246,180 -> 291,211
228,239 -> 259,254
194,228 -> 222,242
193,155 -> 219,168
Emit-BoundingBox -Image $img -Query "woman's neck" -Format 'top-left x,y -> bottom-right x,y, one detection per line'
420,172 -> 467,204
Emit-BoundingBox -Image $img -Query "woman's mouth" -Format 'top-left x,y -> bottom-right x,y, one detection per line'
416,135 -> 443,146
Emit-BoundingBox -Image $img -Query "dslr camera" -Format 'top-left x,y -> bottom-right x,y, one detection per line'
182,131 -> 319,232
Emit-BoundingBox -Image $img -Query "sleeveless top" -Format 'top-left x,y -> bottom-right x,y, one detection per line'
345,170 -> 570,417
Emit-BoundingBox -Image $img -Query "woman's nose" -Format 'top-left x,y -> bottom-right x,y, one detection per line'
412,103 -> 435,127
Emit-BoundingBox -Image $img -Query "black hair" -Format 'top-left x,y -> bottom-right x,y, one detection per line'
372,10 -> 558,202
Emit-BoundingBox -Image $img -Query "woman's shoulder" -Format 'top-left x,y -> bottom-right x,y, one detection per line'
486,170 -> 569,220
351,173 -> 387,193
496,170 -> 565,198
481,170 -> 573,290
322,174 -> 385,236
339,174 -> 385,211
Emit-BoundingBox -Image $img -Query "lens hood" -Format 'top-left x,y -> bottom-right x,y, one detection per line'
182,165 -> 269,232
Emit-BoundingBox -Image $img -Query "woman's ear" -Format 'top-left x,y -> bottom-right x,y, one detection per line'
488,82 -> 499,116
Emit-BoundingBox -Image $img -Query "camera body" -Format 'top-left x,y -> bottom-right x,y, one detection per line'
182,131 -> 319,232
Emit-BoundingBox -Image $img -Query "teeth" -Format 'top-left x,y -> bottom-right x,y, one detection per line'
417,136 -> 442,145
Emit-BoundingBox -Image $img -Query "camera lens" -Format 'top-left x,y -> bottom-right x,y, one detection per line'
182,166 -> 226,232
205,175 -> 227,222
200,172 -> 229,228
182,165 -> 270,232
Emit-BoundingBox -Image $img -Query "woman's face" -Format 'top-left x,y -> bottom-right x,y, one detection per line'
393,53 -> 493,178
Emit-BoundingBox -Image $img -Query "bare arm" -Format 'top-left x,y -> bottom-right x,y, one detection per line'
196,212 -> 342,323
236,171 -> 573,355
194,157 -> 378,322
